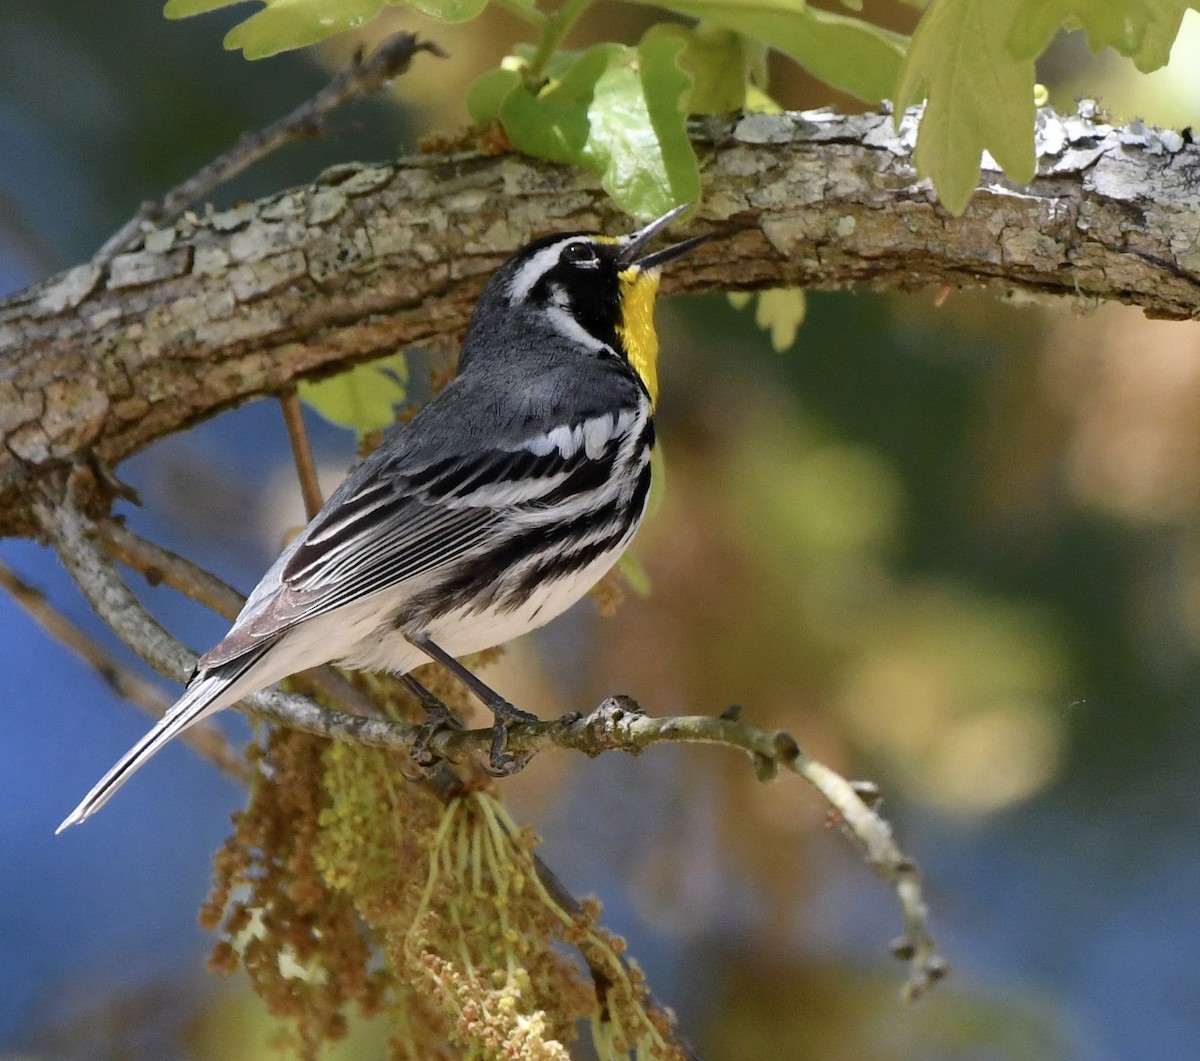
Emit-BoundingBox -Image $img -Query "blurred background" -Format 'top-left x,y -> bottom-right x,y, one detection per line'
3,2 -> 1200,1058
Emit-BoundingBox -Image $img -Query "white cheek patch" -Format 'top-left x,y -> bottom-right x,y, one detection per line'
544,305 -> 609,354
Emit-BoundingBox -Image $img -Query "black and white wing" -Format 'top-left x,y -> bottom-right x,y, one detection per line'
201,401 -> 651,666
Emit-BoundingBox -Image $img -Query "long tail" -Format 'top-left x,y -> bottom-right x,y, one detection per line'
57,660 -> 260,833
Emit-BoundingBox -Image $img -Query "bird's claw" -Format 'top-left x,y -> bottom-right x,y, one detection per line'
482,708 -> 536,777
482,746 -> 533,777
403,703 -> 462,779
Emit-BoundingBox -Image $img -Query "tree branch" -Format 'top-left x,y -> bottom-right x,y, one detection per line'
102,518 -> 245,620
3,104 -> 1198,539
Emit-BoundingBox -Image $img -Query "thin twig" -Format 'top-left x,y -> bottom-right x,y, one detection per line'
92,32 -> 445,261
37,490 -> 944,999
103,519 -> 244,621
279,387 -> 325,520
0,558 -> 250,785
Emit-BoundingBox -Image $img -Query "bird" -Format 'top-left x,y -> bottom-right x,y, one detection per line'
58,203 -> 718,832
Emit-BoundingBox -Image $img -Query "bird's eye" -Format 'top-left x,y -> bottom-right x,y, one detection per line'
562,241 -> 599,266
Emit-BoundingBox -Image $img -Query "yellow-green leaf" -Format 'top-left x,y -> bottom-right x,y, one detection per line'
164,0 -> 244,16
501,45 -> 619,164
1007,0 -> 1198,73
729,289 -> 807,350
895,0 -> 1035,215
222,0 -> 385,59
636,0 -> 907,103
298,354 -> 409,435
745,83 -> 783,113
756,288 -> 807,351
170,0 -> 488,58
641,23 -> 753,114
467,67 -> 522,125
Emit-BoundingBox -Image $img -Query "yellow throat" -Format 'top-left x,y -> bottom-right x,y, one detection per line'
616,267 -> 662,407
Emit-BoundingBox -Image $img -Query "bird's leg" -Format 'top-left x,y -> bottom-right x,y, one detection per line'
410,636 -> 538,776
399,673 -> 461,773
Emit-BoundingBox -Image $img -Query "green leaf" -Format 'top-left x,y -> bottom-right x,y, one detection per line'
729,289 -> 807,350
617,552 -> 653,597
170,0 -> 488,58
467,67 -> 522,125
164,0 -> 244,16
400,0 -> 489,23
581,37 -> 699,218
635,0 -> 907,102
222,0 -> 385,58
641,23 -> 751,114
1007,0 -> 1198,73
512,43 -> 582,81
494,41 -> 698,218
895,0 -> 1035,215
298,354 -> 409,435
631,33 -> 702,212
501,45 -> 619,164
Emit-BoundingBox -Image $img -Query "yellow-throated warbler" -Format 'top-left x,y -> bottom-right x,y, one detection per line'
59,204 -> 715,831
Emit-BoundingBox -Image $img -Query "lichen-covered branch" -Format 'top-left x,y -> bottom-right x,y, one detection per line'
3,104 -> 1198,538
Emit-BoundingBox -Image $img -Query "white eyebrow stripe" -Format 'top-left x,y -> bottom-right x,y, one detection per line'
507,241 -> 573,303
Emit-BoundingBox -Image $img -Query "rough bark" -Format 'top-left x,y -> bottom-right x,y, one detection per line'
3,105 -> 1198,539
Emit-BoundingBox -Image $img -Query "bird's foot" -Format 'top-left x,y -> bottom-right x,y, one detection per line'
481,701 -> 538,777
407,701 -> 463,775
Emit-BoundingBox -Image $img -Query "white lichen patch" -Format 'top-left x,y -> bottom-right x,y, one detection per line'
33,263 -> 101,315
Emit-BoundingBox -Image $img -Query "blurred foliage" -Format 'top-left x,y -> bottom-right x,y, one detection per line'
298,352 -> 409,436
728,288 -> 807,353
700,956 -> 1072,1061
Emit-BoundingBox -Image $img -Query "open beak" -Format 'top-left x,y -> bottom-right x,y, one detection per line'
618,204 -> 720,270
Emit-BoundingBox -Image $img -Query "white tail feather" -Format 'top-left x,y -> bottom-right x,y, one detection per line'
56,672 -> 239,833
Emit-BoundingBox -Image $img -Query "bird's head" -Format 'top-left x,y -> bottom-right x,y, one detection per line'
463,205 -> 714,405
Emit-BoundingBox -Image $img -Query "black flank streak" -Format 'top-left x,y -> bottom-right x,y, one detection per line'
537,446 -> 619,505
418,499 -> 625,617
628,461 -> 651,518
637,417 -> 655,452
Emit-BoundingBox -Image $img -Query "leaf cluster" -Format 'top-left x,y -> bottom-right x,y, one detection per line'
164,0 -> 1198,219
